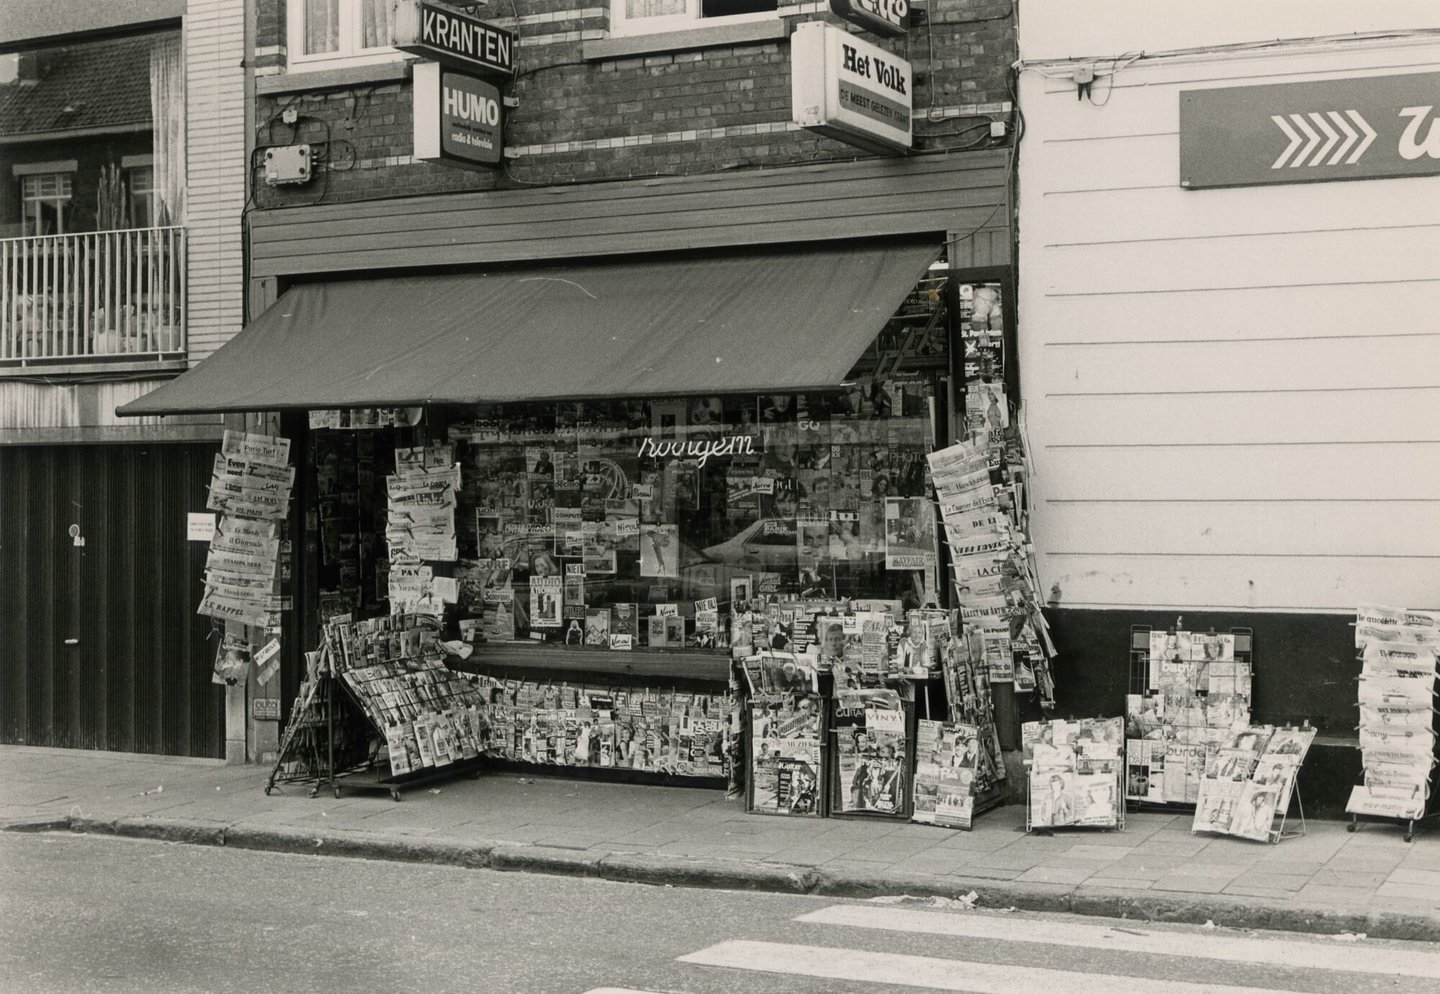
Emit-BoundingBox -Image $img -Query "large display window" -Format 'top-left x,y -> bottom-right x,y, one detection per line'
441,381 -> 941,651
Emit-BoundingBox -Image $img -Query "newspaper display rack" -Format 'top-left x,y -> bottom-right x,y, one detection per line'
1346,603 -> 1440,842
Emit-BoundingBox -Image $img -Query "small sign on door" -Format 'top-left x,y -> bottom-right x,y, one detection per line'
187,513 -> 217,542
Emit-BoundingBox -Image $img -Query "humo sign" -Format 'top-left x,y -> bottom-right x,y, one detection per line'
1180,72 -> 1440,189
829,0 -> 909,38
791,22 -> 912,155
393,0 -> 515,78
413,63 -> 503,170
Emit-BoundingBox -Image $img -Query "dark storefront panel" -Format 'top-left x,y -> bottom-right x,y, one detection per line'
0,443 -> 222,757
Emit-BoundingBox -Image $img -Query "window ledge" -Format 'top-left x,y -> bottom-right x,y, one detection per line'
583,18 -> 789,60
257,59 -> 413,96
462,643 -> 730,683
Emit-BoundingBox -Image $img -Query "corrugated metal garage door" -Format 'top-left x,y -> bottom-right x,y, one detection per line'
0,443 -> 223,757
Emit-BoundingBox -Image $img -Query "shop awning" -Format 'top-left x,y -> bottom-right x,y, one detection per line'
118,239 -> 940,416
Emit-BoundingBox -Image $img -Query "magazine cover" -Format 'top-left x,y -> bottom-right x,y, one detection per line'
1029,770 -> 1076,827
583,607 -> 610,648
834,689 -> 906,815
1075,772 -> 1119,827
1230,781 -> 1282,841
1192,777 -> 1245,835
385,723 -> 412,776
749,698 -> 823,816
913,720 -> 980,829
884,497 -> 936,571
640,523 -> 679,578
530,576 -> 563,629
647,614 -> 668,648
610,602 -> 636,650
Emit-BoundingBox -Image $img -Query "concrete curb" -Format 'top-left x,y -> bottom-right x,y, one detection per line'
47,813 -> 1440,942
0,815 -> 72,833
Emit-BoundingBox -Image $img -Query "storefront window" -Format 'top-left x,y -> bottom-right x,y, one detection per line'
440,381 -> 940,650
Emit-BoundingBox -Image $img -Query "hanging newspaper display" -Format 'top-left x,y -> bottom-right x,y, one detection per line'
1022,717 -> 1124,831
1191,724 -> 1315,843
1346,603 -> 1440,827
386,443 -> 459,615
201,430 -> 294,685
926,435 -> 1054,704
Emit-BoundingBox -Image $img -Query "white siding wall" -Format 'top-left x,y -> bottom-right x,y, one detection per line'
184,0 -> 247,362
1016,36 -> 1440,613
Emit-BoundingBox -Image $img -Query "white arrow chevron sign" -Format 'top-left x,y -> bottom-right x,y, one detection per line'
1182,72 -> 1440,189
1269,109 -> 1377,168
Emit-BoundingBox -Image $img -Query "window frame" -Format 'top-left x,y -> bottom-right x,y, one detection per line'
608,0 -> 779,38
286,0 -> 403,71
126,165 -> 155,229
18,171 -> 73,236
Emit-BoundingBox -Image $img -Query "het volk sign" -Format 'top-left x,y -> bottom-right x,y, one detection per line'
791,22 -> 913,155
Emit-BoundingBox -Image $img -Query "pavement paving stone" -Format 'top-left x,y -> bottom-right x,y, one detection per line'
1061,844 -> 1140,862
1083,876 -> 1157,890
1236,872 -> 1311,892
1376,881 -> 1440,903
1015,865 -> 1097,885
1294,883 -> 1385,905
1222,885 -> 1310,900
1151,876 -> 1236,894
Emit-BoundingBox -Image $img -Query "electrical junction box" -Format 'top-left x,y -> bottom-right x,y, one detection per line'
264,145 -> 312,185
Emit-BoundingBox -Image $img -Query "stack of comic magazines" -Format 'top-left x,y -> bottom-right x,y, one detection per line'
1125,629 -> 1253,806
1192,725 -> 1315,842
1022,718 -> 1123,831
386,443 -> 459,615
832,689 -> 908,817
324,614 -> 489,778
925,434 -> 1055,705
1347,604 -> 1440,824
480,678 -> 731,780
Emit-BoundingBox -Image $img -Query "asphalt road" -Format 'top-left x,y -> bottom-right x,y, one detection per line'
0,832 -> 1435,994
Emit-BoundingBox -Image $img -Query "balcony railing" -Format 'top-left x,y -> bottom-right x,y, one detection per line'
1,226 -> 186,366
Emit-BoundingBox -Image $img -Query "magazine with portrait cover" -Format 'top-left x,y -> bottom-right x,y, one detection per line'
884,497 -> 937,571
833,689 -> 906,816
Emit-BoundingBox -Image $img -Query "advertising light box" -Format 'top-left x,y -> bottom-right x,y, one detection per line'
791,22 -> 912,156
413,62 -> 504,170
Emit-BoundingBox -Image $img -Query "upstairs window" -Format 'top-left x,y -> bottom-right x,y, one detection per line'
289,0 -> 396,67
128,166 -> 155,228
19,172 -> 72,236
611,0 -> 778,36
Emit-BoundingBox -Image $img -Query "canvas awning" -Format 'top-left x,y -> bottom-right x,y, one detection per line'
118,239 -> 940,416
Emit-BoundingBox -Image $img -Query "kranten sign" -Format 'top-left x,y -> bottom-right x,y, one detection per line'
393,0 -> 515,78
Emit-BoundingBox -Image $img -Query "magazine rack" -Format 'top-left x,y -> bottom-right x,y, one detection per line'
1342,619 -> 1434,835
744,694 -> 827,818
1126,622 -> 1254,812
827,694 -> 915,821
1023,716 -> 1126,834
265,625 -> 488,802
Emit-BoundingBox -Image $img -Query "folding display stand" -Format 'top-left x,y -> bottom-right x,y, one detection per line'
265,631 -> 488,802
744,694 -> 827,818
828,692 -> 914,822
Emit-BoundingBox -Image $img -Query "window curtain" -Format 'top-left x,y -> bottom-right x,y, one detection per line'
149,35 -> 185,227
306,0 -> 339,53
362,0 -> 393,48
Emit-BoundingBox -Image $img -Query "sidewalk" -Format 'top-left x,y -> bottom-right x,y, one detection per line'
4,745 -> 1437,940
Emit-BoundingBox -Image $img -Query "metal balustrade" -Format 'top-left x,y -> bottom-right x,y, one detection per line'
0,226 -> 186,365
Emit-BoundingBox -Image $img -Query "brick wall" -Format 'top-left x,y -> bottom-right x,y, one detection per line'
251,0 -> 1015,207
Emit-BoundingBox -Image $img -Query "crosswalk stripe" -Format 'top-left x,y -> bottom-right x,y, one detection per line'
797,904 -> 1440,980
580,989 -> 664,993
678,939 -> 1321,994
